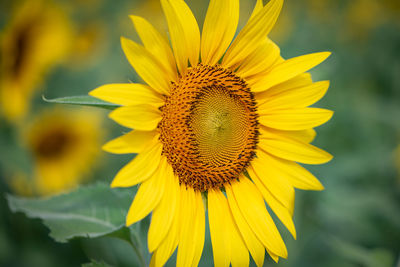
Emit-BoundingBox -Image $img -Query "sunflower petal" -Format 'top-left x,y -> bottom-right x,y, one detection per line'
260,127 -> 316,144
258,81 -> 330,111
226,187 -> 265,267
109,104 -> 161,131
255,73 -> 313,104
161,0 -> 200,74
260,152 -> 324,190
249,0 -> 264,21
208,190 -> 249,267
230,176 -> 287,258
130,15 -> 177,81
148,163 -> 178,252
251,52 -> 331,92
120,37 -> 172,95
225,197 -> 249,267
222,0 -> 283,69
126,157 -> 167,226
267,251 -> 280,263
89,83 -> 164,107
208,190 -> 230,267
177,187 -> 204,267
236,38 -> 281,79
249,167 -> 297,238
190,191 -> 206,267
111,141 -> 162,187
258,134 -> 333,164
102,130 -> 157,154
151,182 -> 181,267
201,0 -> 239,65
259,107 -> 333,130
250,159 -> 295,214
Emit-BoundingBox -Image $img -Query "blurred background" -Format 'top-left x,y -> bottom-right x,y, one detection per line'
0,0 -> 399,266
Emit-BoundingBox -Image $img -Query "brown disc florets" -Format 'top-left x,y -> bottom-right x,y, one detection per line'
158,64 -> 259,192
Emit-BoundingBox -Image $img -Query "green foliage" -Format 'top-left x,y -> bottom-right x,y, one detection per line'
82,259 -> 113,267
7,183 -> 133,243
42,95 -> 120,110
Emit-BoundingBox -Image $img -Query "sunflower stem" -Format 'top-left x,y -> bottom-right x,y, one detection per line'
129,227 -> 146,267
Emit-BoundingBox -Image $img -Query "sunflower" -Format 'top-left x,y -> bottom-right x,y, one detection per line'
16,108 -> 103,196
0,0 -> 72,121
90,0 -> 333,266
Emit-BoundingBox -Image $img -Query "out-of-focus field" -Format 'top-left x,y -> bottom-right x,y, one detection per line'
0,0 -> 399,266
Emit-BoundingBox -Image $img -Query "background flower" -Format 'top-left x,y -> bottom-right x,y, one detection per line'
0,0 -> 73,121
9,108 -> 103,196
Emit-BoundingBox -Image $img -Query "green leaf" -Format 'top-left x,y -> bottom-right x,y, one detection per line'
7,183 -> 134,243
82,260 -> 113,267
43,95 -> 120,110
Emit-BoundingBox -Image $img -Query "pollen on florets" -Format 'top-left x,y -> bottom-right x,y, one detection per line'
158,64 -> 259,192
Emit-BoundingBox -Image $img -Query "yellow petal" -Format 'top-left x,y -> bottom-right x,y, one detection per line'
236,38 -> 280,79
259,152 -> 324,190
161,0 -> 200,74
111,141 -> 162,188
130,15 -> 177,82
208,189 -> 230,267
259,107 -> 333,130
258,81 -> 330,111
102,130 -> 157,154
226,186 -> 265,267
190,191 -> 206,267
148,163 -> 178,252
109,104 -> 161,131
225,197 -> 249,267
251,52 -> 331,92
201,0 -> 239,65
255,73 -> 313,105
208,190 -> 249,267
258,134 -> 333,164
267,250 -> 280,263
120,37 -> 171,95
222,0 -> 283,69
177,187 -> 204,267
230,176 -> 287,258
89,83 -> 164,107
260,126 -> 316,144
249,167 -> 297,239
249,0 -> 264,21
125,157 -> 168,226
250,158 -> 295,214
151,182 -> 181,267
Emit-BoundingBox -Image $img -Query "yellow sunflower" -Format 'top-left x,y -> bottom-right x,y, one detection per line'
15,108 -> 103,196
0,0 -> 72,121
90,0 -> 333,266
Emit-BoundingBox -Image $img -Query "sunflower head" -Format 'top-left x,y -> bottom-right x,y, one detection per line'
0,0 -> 72,121
90,0 -> 332,266
17,108 -> 103,196
158,64 -> 259,191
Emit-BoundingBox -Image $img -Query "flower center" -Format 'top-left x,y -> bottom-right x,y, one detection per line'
33,127 -> 76,160
158,64 -> 259,192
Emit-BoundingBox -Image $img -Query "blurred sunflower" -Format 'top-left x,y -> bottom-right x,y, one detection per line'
344,0 -> 400,42
69,21 -> 108,68
0,0 -> 72,121
11,108 -> 103,196
91,0 -> 332,266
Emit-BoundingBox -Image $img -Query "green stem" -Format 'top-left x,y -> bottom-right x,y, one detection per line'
130,230 -> 146,267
